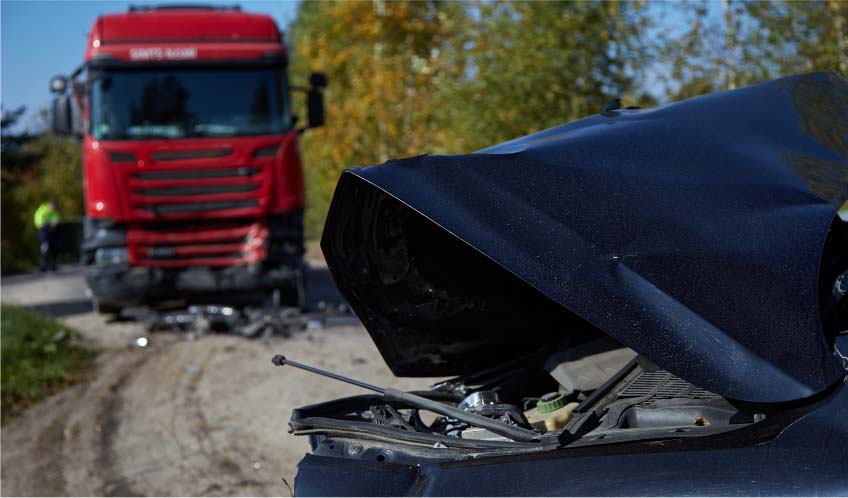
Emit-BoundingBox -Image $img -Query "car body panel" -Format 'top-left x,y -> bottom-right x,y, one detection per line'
321,72 -> 848,403
294,376 -> 848,496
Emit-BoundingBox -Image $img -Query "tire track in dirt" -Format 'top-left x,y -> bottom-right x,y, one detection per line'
168,346 -> 219,487
180,344 -> 267,495
3,265 -> 359,496
2,349 -> 150,497
26,402 -> 72,496
3,264 -> 437,496
106,339 -> 270,496
95,352 -> 152,497
184,346 -> 217,457
187,350 -> 265,493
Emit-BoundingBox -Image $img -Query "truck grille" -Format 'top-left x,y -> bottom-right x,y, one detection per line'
127,220 -> 268,268
125,164 -> 269,220
134,184 -> 260,197
139,199 -> 259,214
133,167 -> 259,180
113,142 -> 287,269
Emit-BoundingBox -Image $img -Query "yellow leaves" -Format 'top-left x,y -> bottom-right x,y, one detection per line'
291,1 -> 473,237
292,0 -> 843,237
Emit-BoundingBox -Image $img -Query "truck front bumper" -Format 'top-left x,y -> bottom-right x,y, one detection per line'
83,210 -> 305,308
85,262 -> 303,308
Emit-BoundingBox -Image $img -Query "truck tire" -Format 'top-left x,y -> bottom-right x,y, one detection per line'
92,297 -> 122,316
272,270 -> 306,309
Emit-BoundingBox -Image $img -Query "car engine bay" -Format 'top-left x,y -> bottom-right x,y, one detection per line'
287,339 -> 771,459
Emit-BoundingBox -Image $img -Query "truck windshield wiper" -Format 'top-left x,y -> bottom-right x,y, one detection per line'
272,354 -> 540,443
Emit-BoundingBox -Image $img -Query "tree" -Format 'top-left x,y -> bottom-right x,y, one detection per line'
660,0 -> 848,100
1,109 -> 83,273
746,0 -> 848,75
289,0 -> 468,237
289,0 -> 654,237
1,106 -> 26,130
457,1 -> 655,148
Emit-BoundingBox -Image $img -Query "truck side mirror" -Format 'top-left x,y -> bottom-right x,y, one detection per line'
51,95 -> 73,136
309,72 -> 328,89
307,72 -> 327,129
307,90 -> 324,129
50,75 -> 68,95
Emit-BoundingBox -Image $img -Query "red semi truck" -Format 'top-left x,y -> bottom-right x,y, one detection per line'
49,4 -> 326,314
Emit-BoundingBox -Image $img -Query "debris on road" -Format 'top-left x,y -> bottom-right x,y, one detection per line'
141,303 -> 357,339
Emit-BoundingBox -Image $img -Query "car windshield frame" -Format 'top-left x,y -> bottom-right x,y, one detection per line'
87,64 -> 292,140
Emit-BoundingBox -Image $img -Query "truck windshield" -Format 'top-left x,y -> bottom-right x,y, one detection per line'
89,66 -> 291,140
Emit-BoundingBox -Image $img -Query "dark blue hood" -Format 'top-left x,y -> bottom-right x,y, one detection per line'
321,72 -> 848,404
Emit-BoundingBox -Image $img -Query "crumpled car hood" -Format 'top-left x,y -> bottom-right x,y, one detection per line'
321,72 -> 848,403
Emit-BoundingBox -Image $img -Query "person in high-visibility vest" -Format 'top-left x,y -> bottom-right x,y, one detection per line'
33,200 -> 60,272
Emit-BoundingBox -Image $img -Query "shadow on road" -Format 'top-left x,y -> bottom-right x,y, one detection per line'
25,299 -> 94,319
15,266 -> 346,323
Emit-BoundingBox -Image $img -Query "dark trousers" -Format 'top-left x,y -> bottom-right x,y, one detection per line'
37,225 -> 57,271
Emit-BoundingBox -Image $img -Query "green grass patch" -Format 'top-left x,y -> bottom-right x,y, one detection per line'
1,304 -> 94,424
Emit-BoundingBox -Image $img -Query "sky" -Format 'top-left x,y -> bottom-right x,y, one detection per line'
1,0 -> 301,133
0,0 -> 707,134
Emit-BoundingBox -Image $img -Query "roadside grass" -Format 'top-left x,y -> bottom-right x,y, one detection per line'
1,304 -> 94,424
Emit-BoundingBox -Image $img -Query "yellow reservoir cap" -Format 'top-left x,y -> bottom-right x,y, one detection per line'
524,400 -> 580,433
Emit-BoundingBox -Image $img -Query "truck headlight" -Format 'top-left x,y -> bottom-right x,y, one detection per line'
95,247 -> 129,266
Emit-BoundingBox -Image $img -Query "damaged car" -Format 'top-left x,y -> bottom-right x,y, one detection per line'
281,72 -> 848,496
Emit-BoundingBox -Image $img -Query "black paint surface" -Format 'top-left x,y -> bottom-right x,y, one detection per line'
322,72 -> 848,403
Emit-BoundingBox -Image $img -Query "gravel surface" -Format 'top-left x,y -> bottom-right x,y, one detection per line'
1,263 -> 441,496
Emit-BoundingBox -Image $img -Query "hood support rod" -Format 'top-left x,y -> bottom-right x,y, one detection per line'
272,354 -> 540,443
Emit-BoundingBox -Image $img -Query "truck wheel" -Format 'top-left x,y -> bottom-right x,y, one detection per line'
92,297 -> 122,316
295,268 -> 307,310
272,286 -> 303,309
272,271 -> 306,310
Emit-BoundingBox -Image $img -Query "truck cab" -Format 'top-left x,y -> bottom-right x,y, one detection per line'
49,5 -> 326,313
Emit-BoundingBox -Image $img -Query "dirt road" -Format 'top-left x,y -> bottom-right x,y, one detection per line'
1,264 -> 440,496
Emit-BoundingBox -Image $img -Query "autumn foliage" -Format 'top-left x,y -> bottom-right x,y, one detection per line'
289,0 -> 847,238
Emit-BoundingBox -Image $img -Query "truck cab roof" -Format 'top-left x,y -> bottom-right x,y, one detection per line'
85,5 -> 284,63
